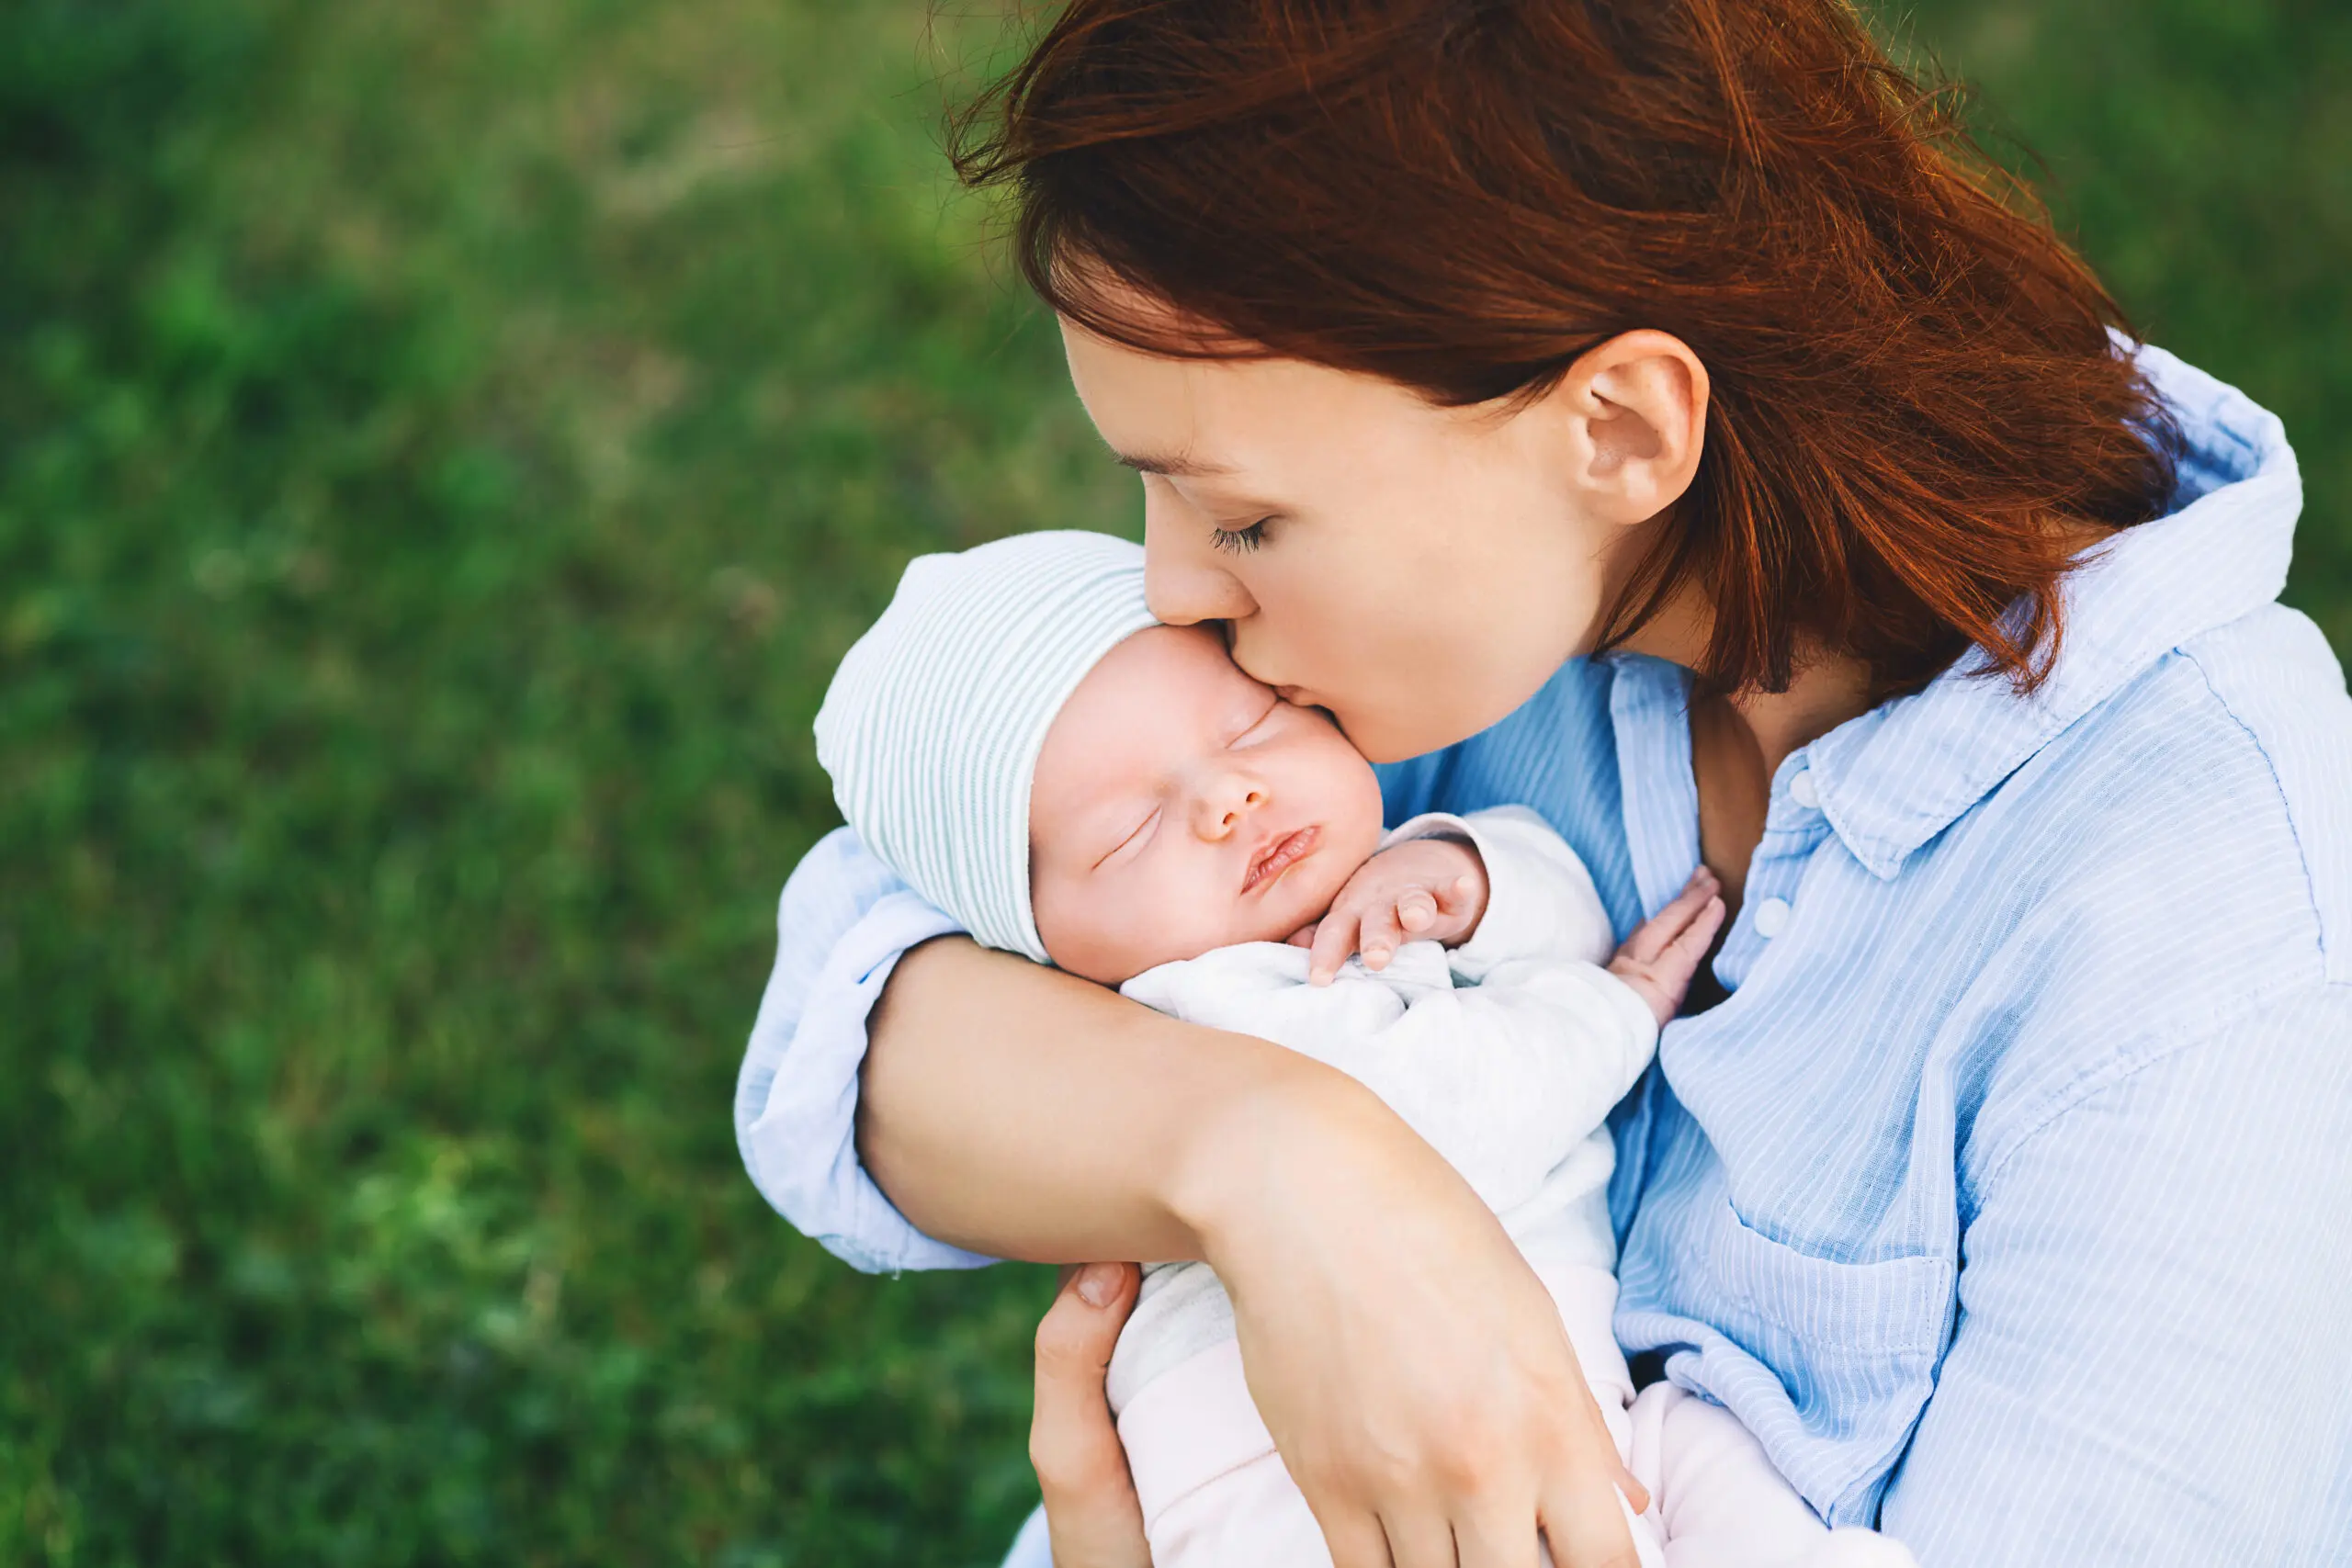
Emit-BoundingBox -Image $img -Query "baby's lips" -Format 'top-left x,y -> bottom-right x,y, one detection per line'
1240,823 -> 1320,896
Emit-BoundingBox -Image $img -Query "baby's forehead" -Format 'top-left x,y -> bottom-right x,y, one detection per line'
1088,622 -> 1244,694
1064,624 -> 1261,742
1029,625 -> 1256,816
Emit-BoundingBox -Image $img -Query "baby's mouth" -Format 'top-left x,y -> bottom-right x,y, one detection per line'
1242,825 -> 1319,896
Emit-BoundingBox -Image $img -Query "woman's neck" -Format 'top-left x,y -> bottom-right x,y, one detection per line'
1727,662 -> 1878,780
1619,583 -> 1876,912
1618,583 -> 1877,779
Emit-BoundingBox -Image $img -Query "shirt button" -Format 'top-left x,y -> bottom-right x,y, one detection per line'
1788,770 -> 1820,809
1752,897 -> 1792,939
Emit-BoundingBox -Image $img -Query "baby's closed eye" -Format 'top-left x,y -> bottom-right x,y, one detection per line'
1092,807 -> 1161,871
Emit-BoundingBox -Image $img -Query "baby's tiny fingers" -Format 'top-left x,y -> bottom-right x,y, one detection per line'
1359,900 -> 1404,969
1623,874 -> 1718,962
1670,897 -> 1727,961
1668,871 -> 1722,919
1307,910 -> 1360,985
1434,873 -> 1482,916
1396,887 -> 1438,932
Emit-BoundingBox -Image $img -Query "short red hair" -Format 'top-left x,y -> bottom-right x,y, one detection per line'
950,0 -> 2181,698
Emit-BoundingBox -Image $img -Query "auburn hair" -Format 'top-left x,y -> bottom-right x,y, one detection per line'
948,0 -> 2182,698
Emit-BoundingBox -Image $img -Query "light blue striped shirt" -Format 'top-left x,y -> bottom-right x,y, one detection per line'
736,345 -> 2352,1564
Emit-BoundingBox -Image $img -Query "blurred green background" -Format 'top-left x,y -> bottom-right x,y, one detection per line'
2,1 -> 2343,1562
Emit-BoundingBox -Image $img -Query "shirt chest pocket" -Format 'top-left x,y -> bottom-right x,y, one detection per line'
1670,1200 -> 1957,1523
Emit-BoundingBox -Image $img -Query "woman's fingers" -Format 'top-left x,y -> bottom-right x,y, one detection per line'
1616,1459 -> 1649,1519
1381,1508 -> 1468,1568
1450,1499 -> 1545,1568
1537,1467 -> 1645,1568
1314,1506 -> 1404,1568
1208,1096 -> 1645,1568
1031,1263 -> 1152,1568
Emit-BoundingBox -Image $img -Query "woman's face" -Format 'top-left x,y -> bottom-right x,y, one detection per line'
1061,320 -> 1679,763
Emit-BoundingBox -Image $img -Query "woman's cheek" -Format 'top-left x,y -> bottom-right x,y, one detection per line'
1255,582 -> 1351,679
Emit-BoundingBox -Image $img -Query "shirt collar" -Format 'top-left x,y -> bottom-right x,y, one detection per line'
1804,343 -> 2303,878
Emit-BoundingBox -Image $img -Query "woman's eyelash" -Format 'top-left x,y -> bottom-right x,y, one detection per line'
1211,520 -> 1270,555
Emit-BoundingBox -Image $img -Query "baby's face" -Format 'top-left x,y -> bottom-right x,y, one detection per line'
1029,625 -> 1386,985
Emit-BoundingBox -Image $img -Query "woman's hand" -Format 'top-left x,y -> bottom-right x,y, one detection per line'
866,941 -> 1645,1564
1185,1075 -> 1648,1568
1031,1263 -> 1153,1568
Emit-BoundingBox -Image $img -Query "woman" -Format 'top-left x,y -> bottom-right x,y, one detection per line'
736,3 -> 2352,1564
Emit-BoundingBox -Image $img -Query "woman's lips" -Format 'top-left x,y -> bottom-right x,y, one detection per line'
1242,825 -> 1319,895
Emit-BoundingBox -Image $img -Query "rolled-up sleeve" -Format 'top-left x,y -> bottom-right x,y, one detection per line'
1882,984 -> 2352,1565
733,827 -> 998,1274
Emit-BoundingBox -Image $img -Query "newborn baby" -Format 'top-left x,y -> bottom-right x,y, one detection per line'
816,531 -> 1912,1568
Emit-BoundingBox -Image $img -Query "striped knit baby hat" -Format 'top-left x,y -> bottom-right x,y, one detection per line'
813,530 -> 1159,964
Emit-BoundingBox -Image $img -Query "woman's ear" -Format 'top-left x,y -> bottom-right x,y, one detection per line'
1541,330 -> 1710,526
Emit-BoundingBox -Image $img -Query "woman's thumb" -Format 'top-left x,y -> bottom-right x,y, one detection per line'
1031,1263 -> 1149,1567
1074,1261 -> 1127,1309
1034,1263 -> 1137,1412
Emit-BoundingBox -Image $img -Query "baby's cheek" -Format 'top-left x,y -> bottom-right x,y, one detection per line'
1035,869 -> 1155,983
1250,863 -> 1340,949
1105,866 -> 1234,975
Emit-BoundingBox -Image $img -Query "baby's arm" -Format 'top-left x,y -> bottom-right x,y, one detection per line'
1305,807 -> 1722,1027
1283,809 -> 1721,1208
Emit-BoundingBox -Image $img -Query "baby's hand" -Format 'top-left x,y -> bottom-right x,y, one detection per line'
1289,837 -> 1489,986
1608,867 -> 1727,1029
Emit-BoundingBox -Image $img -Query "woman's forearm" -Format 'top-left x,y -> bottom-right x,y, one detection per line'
869,935 -> 1647,1566
857,933 -> 1387,1265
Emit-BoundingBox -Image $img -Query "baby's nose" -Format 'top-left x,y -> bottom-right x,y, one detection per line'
1193,779 -> 1269,840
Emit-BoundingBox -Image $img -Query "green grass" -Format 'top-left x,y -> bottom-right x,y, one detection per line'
2,2 -> 2344,1563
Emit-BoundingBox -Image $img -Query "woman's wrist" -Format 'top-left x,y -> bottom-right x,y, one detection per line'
1163,1042 -> 1436,1271
871,941 -> 1382,1267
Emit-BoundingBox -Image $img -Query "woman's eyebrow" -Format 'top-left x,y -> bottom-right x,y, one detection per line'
1114,448 -> 1233,479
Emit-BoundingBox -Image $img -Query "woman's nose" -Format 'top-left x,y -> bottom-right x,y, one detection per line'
1190,772 -> 1269,841
1143,492 -> 1257,626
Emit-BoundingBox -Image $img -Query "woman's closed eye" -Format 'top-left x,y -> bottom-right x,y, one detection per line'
1210,518 -> 1271,555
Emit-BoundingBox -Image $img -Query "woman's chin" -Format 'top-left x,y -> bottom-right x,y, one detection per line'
1339,710 -> 1472,766
1340,677 -> 1558,764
